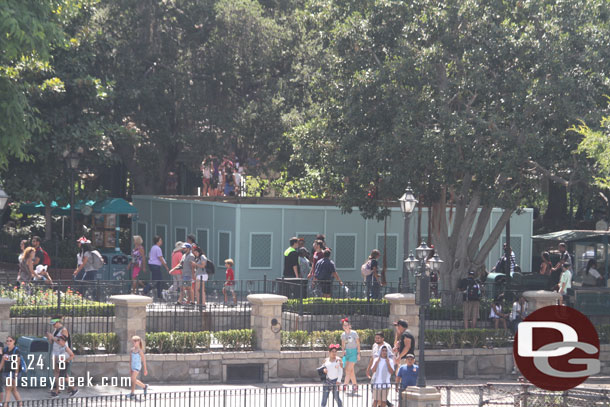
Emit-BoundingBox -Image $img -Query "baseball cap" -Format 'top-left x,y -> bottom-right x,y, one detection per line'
77,236 -> 91,244
183,243 -> 192,249
406,354 -> 415,359
50,318 -> 61,325
393,319 -> 408,328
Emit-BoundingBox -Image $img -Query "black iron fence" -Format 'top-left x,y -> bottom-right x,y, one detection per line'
3,281 -> 115,337
2,383 -> 609,407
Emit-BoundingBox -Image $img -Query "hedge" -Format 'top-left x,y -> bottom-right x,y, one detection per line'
145,329 -> 254,353
70,333 -> 119,355
283,298 -> 390,316
424,329 -> 512,349
10,304 -> 115,318
281,329 -> 395,349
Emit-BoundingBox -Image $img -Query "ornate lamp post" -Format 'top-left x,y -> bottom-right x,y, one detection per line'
405,242 -> 443,387
63,148 -> 83,239
399,185 -> 417,292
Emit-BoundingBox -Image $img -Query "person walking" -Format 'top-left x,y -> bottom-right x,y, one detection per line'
367,331 -> 394,407
192,247 -> 208,307
170,243 -> 194,305
550,242 -> 571,289
371,345 -> 395,407
314,249 -> 344,298
18,247 -> 36,285
170,241 -> 184,294
364,249 -> 382,300
558,263 -> 572,305
321,344 -> 343,407
283,237 -> 300,278
298,248 -> 311,278
49,335 -> 77,397
223,259 -> 237,306
539,251 -> 552,276
47,316 -> 71,353
0,336 -> 22,405
340,318 -> 360,394
461,271 -> 482,329
129,235 -> 146,294
72,242 -> 102,299
393,320 -> 415,365
396,354 -> 418,404
148,236 -> 170,300
129,336 -> 148,399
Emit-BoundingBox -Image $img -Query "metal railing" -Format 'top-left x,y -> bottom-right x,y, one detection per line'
2,383 -> 609,407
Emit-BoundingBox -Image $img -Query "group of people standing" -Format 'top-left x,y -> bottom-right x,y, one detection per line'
200,155 -> 245,197
320,318 -> 418,407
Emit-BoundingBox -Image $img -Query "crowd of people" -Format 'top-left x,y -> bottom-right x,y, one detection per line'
318,318 -> 418,407
199,154 -> 245,197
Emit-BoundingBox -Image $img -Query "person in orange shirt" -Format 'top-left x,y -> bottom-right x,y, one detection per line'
222,259 -> 237,306
170,242 -> 184,294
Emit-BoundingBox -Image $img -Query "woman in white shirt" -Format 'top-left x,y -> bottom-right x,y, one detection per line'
321,344 -> 343,407
510,296 -> 528,334
371,345 -> 395,407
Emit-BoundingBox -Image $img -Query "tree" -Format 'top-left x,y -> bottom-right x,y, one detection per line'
0,0 -> 78,168
292,0 -> 610,290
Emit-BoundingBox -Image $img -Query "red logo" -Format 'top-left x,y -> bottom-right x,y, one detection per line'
513,306 -> 600,391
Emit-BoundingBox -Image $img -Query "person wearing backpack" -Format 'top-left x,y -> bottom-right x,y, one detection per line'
32,236 -> 51,268
462,271 -> 482,329
362,250 -> 382,300
73,243 -> 103,299
314,249 -> 344,298
0,336 -> 23,404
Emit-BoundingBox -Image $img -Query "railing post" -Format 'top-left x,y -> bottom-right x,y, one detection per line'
478,385 -> 484,406
264,275 -> 267,294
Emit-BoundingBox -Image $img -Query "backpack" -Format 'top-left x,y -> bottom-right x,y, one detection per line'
40,248 -> 51,267
361,260 -> 373,279
315,258 -> 334,280
205,259 -> 215,275
90,250 -> 105,269
3,346 -> 26,373
465,279 -> 481,301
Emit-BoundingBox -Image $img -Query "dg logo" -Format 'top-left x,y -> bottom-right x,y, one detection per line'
514,305 -> 600,391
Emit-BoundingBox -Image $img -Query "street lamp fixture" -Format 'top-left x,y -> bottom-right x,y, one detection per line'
399,185 -> 418,293
404,241 -> 443,388
63,148 -> 83,239
0,188 -> 9,211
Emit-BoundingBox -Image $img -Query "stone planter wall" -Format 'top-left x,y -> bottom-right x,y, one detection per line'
70,344 -> 610,384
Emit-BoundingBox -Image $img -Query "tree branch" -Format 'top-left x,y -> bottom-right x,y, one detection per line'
526,160 -> 568,187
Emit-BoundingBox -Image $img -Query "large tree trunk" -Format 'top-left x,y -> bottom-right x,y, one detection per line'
544,179 -> 568,229
429,181 -> 514,304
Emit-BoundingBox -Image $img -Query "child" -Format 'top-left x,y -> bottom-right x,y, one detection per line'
222,259 -> 237,306
489,299 -> 508,331
129,336 -> 148,399
371,345 -> 394,407
49,335 -> 77,397
34,264 -> 53,285
321,344 -> 343,407
396,353 -> 418,392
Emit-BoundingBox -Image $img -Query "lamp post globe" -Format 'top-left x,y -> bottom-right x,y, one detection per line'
415,241 -> 432,260
399,186 -> 417,214
399,185 -> 418,293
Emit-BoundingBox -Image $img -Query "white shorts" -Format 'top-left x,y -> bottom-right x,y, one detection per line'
196,274 -> 208,281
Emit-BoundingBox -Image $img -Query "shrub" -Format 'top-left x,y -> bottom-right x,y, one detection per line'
11,304 -> 114,318
145,331 -> 212,353
283,297 -> 389,316
424,329 -> 512,349
281,328 -> 395,350
72,333 -> 119,355
214,329 -> 254,350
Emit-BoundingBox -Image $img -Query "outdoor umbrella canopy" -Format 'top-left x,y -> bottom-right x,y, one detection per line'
92,198 -> 137,215
19,200 -> 97,216
532,230 -> 610,244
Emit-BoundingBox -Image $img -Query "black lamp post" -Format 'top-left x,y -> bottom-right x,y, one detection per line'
399,185 -> 417,292
405,243 -> 443,387
63,148 -> 83,240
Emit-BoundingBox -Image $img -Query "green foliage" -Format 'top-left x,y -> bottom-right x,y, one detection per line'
283,297 -> 389,315
71,333 -> 119,355
576,117 -> 610,189
425,329 -> 512,349
214,329 -> 255,350
11,303 -> 114,318
145,331 -> 213,353
281,328 -> 394,350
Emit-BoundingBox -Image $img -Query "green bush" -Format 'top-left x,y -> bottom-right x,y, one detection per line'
214,329 -> 255,350
424,329 -> 512,349
145,331 -> 211,353
283,297 -> 389,316
11,304 -> 114,317
281,328 -> 395,350
72,333 -> 119,355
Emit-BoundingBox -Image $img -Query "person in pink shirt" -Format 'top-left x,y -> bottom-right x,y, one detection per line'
170,241 -> 184,293
222,259 -> 237,306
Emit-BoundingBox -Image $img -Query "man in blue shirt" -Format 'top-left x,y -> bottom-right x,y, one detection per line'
396,354 -> 418,392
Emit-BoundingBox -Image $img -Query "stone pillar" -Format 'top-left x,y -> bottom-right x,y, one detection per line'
522,290 -> 561,312
403,386 -> 442,407
0,298 -> 15,339
385,293 -> 419,343
248,294 -> 288,352
108,295 -> 152,354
